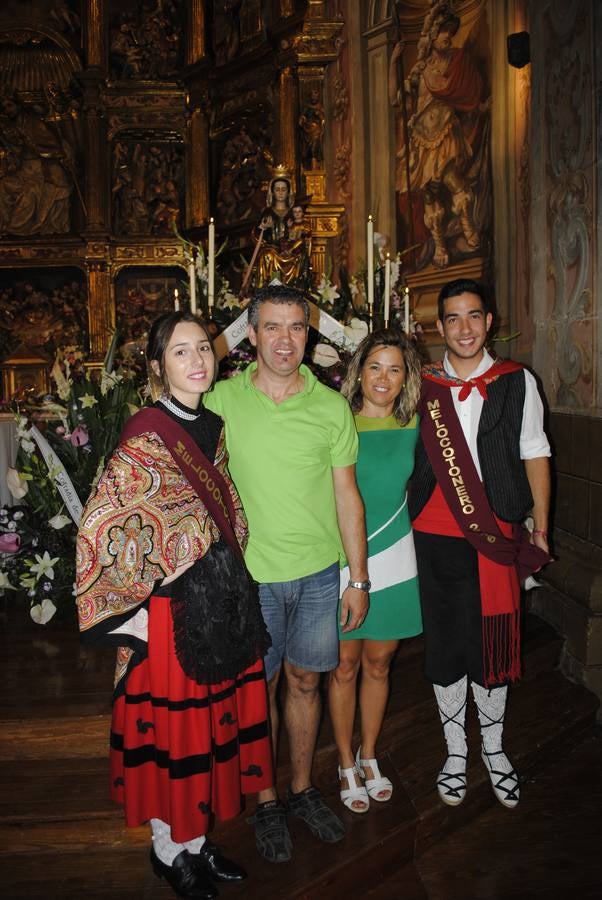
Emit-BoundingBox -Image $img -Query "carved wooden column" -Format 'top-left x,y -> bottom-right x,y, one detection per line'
86,259 -> 114,360
86,0 -> 107,69
187,0 -> 206,64
80,77 -> 107,233
184,2 -> 209,228
278,65 -> 297,173
186,94 -> 210,228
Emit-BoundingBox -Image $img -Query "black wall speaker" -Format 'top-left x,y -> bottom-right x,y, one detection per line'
507,32 -> 530,68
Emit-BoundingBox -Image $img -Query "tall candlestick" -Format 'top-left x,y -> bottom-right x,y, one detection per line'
404,286 -> 410,334
188,257 -> 197,315
208,217 -> 215,315
174,287 -> 179,312
384,252 -> 391,326
367,215 -> 374,328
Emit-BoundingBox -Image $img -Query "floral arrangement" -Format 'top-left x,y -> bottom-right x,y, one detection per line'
0,339 -> 144,624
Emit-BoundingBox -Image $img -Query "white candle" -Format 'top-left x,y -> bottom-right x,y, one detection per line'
174,288 -> 179,312
208,217 -> 215,315
404,286 -> 410,333
384,253 -> 391,326
188,258 -> 197,315
367,215 -> 374,325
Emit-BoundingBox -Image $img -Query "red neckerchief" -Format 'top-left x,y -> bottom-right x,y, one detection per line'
422,357 -> 524,401
120,408 -> 243,559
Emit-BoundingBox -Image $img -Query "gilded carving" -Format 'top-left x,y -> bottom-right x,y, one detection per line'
333,142 -> 351,199
0,271 -> 88,360
331,76 -> 349,122
298,85 -> 325,170
111,137 -> 184,236
291,23 -> 343,63
0,84 -> 83,237
215,122 -> 274,227
545,31 -> 592,405
108,0 -> 184,81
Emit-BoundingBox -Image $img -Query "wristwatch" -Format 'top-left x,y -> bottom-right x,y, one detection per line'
348,579 -> 371,591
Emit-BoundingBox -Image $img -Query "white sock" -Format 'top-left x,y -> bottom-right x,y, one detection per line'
434,676 -> 468,775
150,818 -> 185,866
183,834 -> 206,854
471,682 -> 514,774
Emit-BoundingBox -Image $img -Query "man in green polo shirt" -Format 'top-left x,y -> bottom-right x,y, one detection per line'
205,284 -> 369,863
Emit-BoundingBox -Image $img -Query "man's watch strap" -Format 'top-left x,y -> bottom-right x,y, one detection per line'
347,579 -> 371,591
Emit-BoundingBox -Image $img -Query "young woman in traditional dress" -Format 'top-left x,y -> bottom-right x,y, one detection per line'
329,328 -> 422,813
76,312 -> 273,898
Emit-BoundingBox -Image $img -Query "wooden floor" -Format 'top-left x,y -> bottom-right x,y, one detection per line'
0,601 -> 600,900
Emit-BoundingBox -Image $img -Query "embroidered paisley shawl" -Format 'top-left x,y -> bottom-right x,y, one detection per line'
76,426 -> 247,683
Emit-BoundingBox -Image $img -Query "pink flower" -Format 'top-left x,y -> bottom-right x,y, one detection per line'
55,425 -> 66,435
0,533 -> 20,553
69,425 -> 89,447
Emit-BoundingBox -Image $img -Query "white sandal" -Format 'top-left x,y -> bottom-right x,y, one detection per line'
338,764 -> 369,814
355,748 -> 393,802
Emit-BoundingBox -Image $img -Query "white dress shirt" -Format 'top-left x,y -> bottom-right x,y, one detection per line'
443,349 -> 551,480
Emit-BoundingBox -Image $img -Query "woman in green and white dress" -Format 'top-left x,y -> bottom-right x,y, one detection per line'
329,328 -> 422,813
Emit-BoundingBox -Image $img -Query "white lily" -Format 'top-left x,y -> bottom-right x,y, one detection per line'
100,368 -> 123,396
30,597 -> 57,625
220,290 -> 241,311
29,551 -> 60,581
15,417 -> 36,454
0,571 -> 16,590
51,359 -> 72,401
48,511 -> 72,530
80,393 -> 98,409
317,275 -> 340,305
6,467 -> 29,499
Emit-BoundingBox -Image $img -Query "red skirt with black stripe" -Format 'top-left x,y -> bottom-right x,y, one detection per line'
109,594 -> 273,842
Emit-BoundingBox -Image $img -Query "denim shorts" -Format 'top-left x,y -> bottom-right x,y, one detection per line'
258,562 -> 340,681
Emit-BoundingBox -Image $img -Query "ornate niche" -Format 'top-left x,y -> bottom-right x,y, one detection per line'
111,132 -> 185,237
108,0 -> 185,82
0,266 -> 88,398
113,265 -> 185,348
0,23 -> 84,239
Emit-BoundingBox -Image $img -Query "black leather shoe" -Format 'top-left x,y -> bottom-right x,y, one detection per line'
191,840 -> 247,883
150,846 -> 218,899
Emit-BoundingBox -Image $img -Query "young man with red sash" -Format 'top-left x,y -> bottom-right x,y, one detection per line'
409,279 -> 551,809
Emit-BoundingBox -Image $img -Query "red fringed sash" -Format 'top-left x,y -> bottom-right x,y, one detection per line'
418,364 -> 551,685
121,408 -> 243,560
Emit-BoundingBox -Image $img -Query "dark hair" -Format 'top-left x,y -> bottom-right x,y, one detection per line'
437,278 -> 491,321
146,311 -> 217,393
341,327 -> 422,426
247,284 -> 310,330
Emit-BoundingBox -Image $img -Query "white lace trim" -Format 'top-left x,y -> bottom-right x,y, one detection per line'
159,394 -> 199,421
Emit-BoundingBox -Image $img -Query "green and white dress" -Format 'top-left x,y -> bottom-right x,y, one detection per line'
339,414 -> 422,641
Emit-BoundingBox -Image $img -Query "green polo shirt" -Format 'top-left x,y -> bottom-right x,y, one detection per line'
205,362 -> 358,583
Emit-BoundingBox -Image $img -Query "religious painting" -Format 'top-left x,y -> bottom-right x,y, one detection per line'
390,1 -> 492,272
111,135 -> 184,236
108,0 -> 184,81
0,268 -> 88,362
114,267 -> 181,350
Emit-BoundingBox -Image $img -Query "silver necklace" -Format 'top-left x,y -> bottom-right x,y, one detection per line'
160,394 -> 199,421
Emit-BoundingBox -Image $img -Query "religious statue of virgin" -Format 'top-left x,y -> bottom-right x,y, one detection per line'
251,170 -> 312,290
